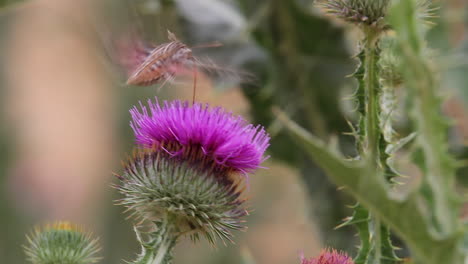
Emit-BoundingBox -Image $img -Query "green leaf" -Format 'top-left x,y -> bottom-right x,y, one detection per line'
276,109 -> 465,264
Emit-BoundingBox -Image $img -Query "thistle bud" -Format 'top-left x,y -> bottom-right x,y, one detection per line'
119,149 -> 248,244
317,0 -> 391,29
24,222 -> 100,264
117,98 -> 270,264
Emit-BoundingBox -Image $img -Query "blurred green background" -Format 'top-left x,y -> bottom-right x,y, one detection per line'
0,0 -> 466,263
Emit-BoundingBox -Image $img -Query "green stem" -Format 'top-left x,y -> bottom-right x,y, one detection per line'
151,239 -> 172,264
373,218 -> 382,264
133,217 -> 178,264
363,30 -> 381,165
361,28 -> 398,264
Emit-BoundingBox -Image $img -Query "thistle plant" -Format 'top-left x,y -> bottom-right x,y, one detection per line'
277,0 -> 467,264
117,98 -> 270,264
23,221 -> 101,264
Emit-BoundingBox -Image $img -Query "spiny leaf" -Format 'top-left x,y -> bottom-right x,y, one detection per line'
276,109 -> 465,264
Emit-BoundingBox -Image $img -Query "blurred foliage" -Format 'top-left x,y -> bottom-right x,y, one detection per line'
425,2 -> 468,188
221,0 -> 356,249
0,0 -> 20,8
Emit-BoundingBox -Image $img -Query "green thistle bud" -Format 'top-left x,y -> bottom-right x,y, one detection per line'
317,0 -> 436,31
24,222 -> 101,264
118,149 -> 247,245
317,0 -> 391,29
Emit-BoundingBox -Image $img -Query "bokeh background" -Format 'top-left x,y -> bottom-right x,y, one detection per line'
0,0 -> 467,263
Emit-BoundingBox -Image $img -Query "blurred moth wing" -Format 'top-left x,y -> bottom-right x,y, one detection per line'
117,29 -> 253,103
125,32 -> 195,86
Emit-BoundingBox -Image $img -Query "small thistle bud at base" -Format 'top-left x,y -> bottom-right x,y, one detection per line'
301,249 -> 354,264
317,0 -> 391,31
23,221 -> 100,264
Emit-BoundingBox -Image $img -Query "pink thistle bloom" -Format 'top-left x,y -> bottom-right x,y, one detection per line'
129,97 -> 270,175
301,249 -> 354,264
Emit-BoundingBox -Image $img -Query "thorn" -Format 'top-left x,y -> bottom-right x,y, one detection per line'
112,171 -> 124,180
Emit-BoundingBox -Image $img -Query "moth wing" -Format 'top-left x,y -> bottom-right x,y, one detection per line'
126,43 -> 176,86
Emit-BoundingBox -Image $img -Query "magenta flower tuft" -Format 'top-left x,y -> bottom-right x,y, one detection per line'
301,249 -> 354,264
129,97 -> 270,175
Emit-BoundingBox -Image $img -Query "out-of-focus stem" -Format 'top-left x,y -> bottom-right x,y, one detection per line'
374,218 -> 382,264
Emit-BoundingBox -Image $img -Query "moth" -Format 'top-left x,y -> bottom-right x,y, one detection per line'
124,31 -> 196,87
117,30 -> 229,103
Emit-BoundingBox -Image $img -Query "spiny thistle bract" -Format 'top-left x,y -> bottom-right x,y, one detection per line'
119,149 -> 248,244
317,0 -> 436,30
118,98 -> 270,249
301,249 -> 354,264
24,221 -> 100,264
317,0 -> 391,29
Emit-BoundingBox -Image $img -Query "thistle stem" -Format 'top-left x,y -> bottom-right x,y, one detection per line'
373,218 -> 382,264
151,239 -> 172,264
133,217 -> 178,264
363,30 -> 380,165
358,28 -> 399,264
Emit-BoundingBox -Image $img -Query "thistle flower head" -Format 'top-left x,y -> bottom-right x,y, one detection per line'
24,221 -> 100,264
317,0 -> 436,31
130,98 -> 270,175
301,249 -> 354,264
317,0 -> 391,29
119,98 -> 270,245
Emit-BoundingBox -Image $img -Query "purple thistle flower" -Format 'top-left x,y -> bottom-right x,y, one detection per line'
301,249 -> 354,264
117,97 -> 271,259
129,97 -> 270,175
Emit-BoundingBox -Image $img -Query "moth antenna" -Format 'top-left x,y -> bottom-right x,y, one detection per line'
191,41 -> 223,49
192,66 -> 198,104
